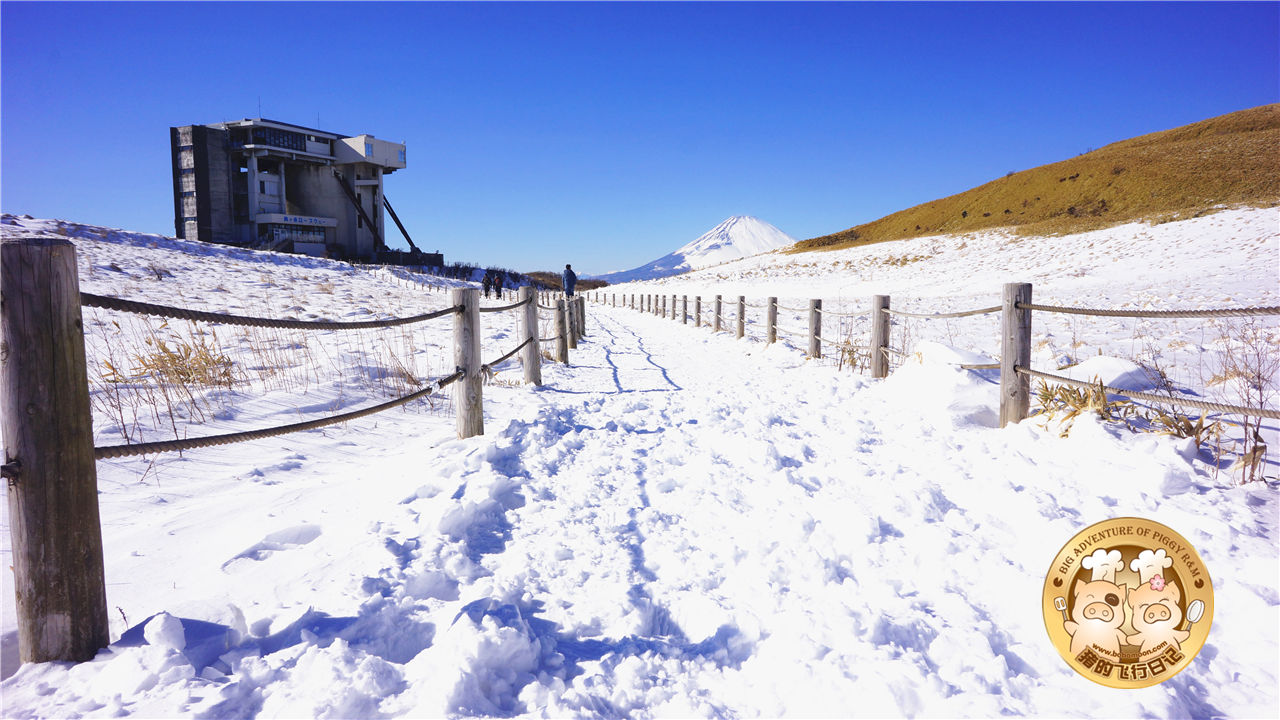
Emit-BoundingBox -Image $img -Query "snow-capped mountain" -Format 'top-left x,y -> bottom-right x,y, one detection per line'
594,216 -> 795,284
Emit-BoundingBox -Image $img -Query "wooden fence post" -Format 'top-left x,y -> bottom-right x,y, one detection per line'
695,296 -> 702,328
661,294 -> 667,319
577,296 -> 587,337
453,287 -> 483,438
767,297 -> 778,344
555,298 -> 569,363
2,237 -> 110,664
566,295 -> 578,349
1000,282 -> 1033,427
519,286 -> 541,386
714,295 -> 722,332
737,296 -> 745,339
870,294 -> 890,378
809,299 -> 822,358
671,295 -> 677,322
682,295 -> 688,325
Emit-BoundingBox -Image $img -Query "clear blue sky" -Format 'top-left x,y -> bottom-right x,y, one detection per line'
3,2 -> 1277,274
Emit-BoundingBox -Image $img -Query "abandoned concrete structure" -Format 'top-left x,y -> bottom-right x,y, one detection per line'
169,118 -> 430,262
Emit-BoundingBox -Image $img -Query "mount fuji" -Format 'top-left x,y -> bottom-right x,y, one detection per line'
594,216 -> 796,284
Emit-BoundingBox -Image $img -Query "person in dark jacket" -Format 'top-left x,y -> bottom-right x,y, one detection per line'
482,272 -> 492,298
563,264 -> 577,296
493,271 -> 504,299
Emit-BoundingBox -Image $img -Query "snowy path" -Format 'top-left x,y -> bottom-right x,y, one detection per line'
385,306 -> 1275,717
4,297 -> 1276,718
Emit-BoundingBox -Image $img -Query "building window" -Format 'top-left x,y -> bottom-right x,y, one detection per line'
182,191 -> 195,197
398,149 -> 406,163
365,142 -> 373,158
250,126 -> 305,152
181,168 -> 195,175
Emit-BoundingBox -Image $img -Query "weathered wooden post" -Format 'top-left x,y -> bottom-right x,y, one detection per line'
737,296 -> 745,339
661,294 -> 667,319
870,295 -> 890,378
808,299 -> 822,359
519,286 -> 541,386
767,297 -> 778,344
555,298 -> 569,363
695,296 -> 702,328
453,287 -> 483,438
714,295 -> 722,332
1000,282 -> 1033,427
566,295 -> 578,349
682,295 -> 688,325
577,296 -> 587,337
2,237 -> 110,664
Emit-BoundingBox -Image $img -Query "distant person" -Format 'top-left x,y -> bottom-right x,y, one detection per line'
563,263 -> 577,296
482,272 -> 492,298
493,271 -> 504,298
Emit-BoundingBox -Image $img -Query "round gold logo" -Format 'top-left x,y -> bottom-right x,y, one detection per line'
1042,517 -> 1213,688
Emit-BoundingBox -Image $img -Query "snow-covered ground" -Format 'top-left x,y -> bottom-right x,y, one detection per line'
0,208 -> 1277,718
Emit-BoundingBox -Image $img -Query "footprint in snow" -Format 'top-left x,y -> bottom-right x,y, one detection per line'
221,524 -> 322,572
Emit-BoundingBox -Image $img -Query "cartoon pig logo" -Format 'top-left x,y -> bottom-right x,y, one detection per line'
1065,577 -> 1128,656
1063,548 -> 1129,656
1127,573 -> 1190,655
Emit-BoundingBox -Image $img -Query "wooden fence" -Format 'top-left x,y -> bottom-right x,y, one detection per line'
0,237 -> 587,666
587,287 -> 1280,427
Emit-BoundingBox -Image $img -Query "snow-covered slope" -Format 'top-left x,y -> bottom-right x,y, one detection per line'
594,215 -> 795,284
0,209 -> 1277,718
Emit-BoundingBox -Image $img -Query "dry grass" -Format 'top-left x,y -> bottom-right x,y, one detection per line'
794,104 -> 1280,252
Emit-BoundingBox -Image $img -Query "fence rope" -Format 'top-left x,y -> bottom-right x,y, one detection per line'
815,307 -> 866,318
536,302 -> 560,311
479,297 -> 532,314
776,303 -> 809,313
1016,367 -> 1280,419
538,336 -> 560,343
1016,303 -> 1280,319
95,369 -> 465,460
883,305 -> 1001,319
482,337 -> 532,372
818,336 -> 869,350
81,292 -> 462,330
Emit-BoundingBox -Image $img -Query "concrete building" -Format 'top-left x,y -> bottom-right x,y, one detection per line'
169,118 -> 415,260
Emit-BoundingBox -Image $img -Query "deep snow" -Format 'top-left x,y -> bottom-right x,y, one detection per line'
592,216 -> 795,284
0,209 -> 1277,718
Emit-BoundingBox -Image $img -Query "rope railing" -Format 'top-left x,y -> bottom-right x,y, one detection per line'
95,369 -> 465,460
537,302 -> 560,311
482,337 -> 533,372
82,292 -> 462,330
818,336 -> 868,350
1016,366 -> 1280,420
1016,302 -> 1280,319
815,307 -> 866,318
479,297 -> 532,314
882,305 -> 1001,319
776,303 -> 809,313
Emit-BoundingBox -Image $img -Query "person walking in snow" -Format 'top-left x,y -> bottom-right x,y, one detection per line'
562,264 -> 577,297
493,271 -> 504,299
482,271 -> 492,298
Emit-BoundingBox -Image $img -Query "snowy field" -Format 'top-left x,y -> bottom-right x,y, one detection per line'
0,208 -> 1277,718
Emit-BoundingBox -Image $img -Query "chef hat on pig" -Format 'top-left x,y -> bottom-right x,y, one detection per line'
1130,549 -> 1173,585
1081,549 -> 1124,584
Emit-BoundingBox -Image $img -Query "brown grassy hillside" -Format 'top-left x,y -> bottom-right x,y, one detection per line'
794,104 -> 1280,252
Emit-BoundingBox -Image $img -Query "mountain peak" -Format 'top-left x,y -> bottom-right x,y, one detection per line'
594,216 -> 796,284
